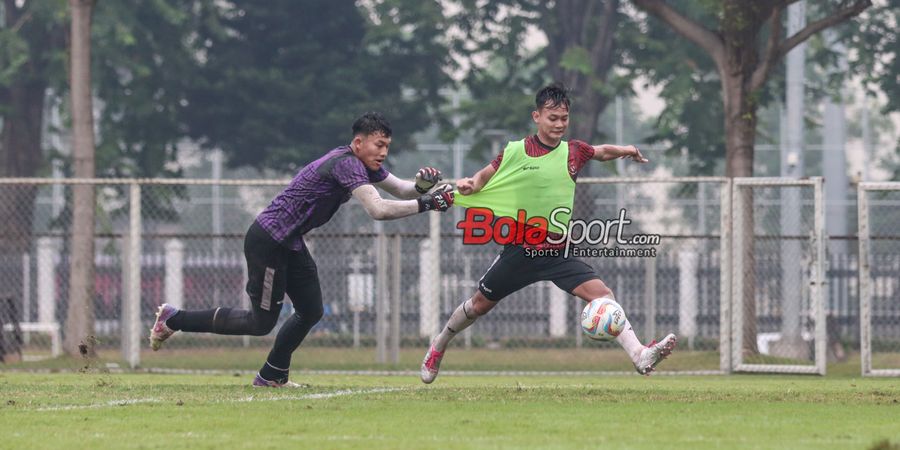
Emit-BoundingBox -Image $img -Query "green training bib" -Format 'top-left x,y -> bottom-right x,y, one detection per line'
454,139 -> 576,234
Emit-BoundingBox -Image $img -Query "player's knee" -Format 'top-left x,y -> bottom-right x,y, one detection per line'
298,304 -> 324,325
470,293 -> 497,316
574,279 -> 613,301
251,314 -> 278,336
599,284 -> 613,299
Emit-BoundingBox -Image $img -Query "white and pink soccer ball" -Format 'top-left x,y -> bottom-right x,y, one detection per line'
580,298 -> 627,341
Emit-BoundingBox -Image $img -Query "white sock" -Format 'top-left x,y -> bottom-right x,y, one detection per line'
433,299 -> 477,352
616,320 -> 645,364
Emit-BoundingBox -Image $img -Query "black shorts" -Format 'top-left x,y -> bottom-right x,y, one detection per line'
477,245 -> 600,301
244,221 -> 322,317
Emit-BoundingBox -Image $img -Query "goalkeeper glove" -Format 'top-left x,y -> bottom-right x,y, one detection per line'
415,167 -> 443,193
417,185 -> 454,212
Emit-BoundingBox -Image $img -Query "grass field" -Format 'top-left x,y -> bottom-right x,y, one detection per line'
8,346 -> 899,379
2,370 -> 899,449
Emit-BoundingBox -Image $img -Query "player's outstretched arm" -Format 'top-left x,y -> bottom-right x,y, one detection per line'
591,144 -> 649,163
457,164 -> 496,195
352,184 -> 454,220
375,167 -> 443,200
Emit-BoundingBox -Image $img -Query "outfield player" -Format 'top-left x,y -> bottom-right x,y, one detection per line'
420,83 -> 676,383
150,112 -> 454,387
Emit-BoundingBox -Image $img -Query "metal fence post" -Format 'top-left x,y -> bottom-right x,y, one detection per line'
390,234 -> 401,364
122,182 -> 141,369
548,285 -> 567,338
37,238 -> 58,325
858,183 -> 871,376
644,256 -> 657,342
813,177 -> 827,375
419,212 -> 441,338
731,181 -> 744,372
720,178 -> 733,373
164,239 -> 184,309
679,250 -> 698,350
375,232 -> 388,363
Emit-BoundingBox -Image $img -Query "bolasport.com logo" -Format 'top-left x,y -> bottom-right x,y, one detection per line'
455,207 -> 660,259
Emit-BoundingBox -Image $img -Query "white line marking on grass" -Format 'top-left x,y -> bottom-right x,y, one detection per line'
232,387 -> 406,403
31,387 -> 407,412
36,398 -> 162,412
144,368 -> 725,377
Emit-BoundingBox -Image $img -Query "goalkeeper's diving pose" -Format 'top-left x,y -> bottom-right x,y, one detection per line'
150,112 -> 454,387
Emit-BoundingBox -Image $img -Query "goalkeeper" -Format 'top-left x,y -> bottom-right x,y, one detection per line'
150,112 -> 454,387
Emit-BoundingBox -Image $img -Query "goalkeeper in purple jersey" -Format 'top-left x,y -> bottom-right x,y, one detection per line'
149,112 -> 454,387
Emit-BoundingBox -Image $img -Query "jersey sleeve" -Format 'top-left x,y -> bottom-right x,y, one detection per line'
332,157 -> 373,192
369,166 -> 389,183
568,140 -> 595,175
489,150 -> 504,170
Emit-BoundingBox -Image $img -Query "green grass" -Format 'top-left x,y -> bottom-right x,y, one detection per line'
2,372 -> 899,449
8,347 -> 894,378
6,347 -> 723,372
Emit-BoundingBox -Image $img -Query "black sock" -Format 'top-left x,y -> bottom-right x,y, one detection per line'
261,313 -> 319,375
258,361 -> 290,383
168,308 -> 274,336
166,309 -> 216,332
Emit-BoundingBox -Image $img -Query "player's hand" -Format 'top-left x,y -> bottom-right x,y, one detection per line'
415,167 -> 443,193
417,184 -> 454,212
620,145 -> 649,163
456,177 -> 475,195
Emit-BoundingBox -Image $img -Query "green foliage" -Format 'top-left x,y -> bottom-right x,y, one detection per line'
559,46 -> 593,75
626,5 -> 729,175
448,0 -> 611,155
0,32 -> 28,89
5,0 -> 452,177
0,0 -> 68,118
182,0 -> 452,172
92,0 -> 199,180
840,0 -> 899,114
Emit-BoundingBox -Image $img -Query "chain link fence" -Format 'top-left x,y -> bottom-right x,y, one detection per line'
729,178 -> 827,374
0,177 -> 894,376
858,182 -> 900,377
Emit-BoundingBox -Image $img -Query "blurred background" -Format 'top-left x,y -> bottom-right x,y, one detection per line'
0,0 -> 898,374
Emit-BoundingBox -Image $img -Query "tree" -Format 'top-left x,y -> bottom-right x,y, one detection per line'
183,0 -> 453,172
0,1 -> 66,333
631,0 -> 871,356
91,0 -> 206,179
452,0 -> 631,152
631,0 -> 871,177
64,0 -> 97,357
626,4 -> 733,175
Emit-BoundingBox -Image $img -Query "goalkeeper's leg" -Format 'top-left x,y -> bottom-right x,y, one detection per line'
256,247 -> 323,385
150,221 -> 286,350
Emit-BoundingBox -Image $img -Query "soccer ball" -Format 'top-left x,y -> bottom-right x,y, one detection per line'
580,298 -> 627,341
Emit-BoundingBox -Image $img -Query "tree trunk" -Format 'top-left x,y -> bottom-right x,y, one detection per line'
544,0 -> 619,146
632,0 -> 872,360
543,0 -> 618,221
722,72 -> 759,355
64,0 -> 97,357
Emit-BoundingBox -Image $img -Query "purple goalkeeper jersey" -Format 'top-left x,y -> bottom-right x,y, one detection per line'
256,145 -> 389,250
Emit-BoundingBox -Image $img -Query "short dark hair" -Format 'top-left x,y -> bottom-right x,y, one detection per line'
352,112 -> 392,138
535,82 -> 571,111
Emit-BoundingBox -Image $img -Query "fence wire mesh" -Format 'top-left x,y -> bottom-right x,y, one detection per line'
859,184 -> 900,376
0,177 -> 888,376
731,179 -> 826,374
